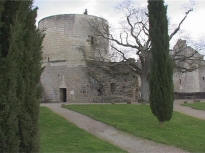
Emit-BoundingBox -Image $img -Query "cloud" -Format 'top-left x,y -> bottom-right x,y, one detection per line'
34,0 -> 205,45
34,0 -> 122,23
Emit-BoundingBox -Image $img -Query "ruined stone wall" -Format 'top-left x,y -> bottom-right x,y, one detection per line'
173,70 -> 200,93
199,64 -> 205,92
40,60 -> 139,103
87,60 -> 139,103
173,39 -> 205,94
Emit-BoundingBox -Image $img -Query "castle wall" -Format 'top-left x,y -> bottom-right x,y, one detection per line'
199,65 -> 205,92
40,60 -> 139,103
40,63 -> 96,102
173,70 -> 200,93
173,39 -> 205,98
86,60 -> 139,103
38,14 -> 109,66
39,14 -> 109,102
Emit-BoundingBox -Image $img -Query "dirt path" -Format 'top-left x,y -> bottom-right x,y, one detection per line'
174,101 -> 205,120
42,103 -> 187,153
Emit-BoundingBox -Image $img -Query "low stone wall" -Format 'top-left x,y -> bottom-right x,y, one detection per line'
175,92 -> 205,99
87,60 -> 139,103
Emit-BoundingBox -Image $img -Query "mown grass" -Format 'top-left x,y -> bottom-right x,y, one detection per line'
182,102 -> 205,110
64,104 -> 205,153
39,107 -> 126,153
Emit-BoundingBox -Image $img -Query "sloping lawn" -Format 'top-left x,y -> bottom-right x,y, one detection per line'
64,104 -> 205,153
182,102 -> 205,110
39,107 -> 126,153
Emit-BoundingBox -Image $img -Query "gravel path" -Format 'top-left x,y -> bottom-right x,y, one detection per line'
42,103 -> 187,153
174,101 -> 205,120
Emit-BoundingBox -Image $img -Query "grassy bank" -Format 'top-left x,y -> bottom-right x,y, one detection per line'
64,104 -> 205,152
182,102 -> 205,110
39,107 -> 126,153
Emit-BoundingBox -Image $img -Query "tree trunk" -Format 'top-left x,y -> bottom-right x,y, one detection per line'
140,72 -> 150,102
159,121 -> 164,128
140,53 -> 151,102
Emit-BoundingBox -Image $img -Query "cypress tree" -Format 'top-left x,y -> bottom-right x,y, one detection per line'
0,1 -> 43,152
148,0 -> 174,123
9,1 -> 43,152
0,1 -> 21,152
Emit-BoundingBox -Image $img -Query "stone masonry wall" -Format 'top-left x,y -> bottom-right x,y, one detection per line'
173,39 -> 205,94
39,14 -> 110,103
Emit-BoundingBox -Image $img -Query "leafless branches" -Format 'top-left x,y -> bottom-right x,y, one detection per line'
169,9 -> 193,41
89,1 -> 195,74
171,39 -> 203,73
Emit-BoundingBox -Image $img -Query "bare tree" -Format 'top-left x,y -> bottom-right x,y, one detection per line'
89,1 -> 193,102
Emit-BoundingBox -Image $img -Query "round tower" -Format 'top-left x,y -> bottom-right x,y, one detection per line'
39,14 -> 109,103
38,14 -> 109,67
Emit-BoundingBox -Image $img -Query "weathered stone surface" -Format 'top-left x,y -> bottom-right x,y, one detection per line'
173,39 -> 205,96
39,14 -> 138,103
39,14 -> 108,66
87,60 -> 139,103
39,14 -> 205,102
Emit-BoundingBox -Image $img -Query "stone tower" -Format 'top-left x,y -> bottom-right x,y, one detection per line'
39,14 -> 109,102
173,39 -> 205,99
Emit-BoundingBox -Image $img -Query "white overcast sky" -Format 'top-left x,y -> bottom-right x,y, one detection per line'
33,0 -> 205,48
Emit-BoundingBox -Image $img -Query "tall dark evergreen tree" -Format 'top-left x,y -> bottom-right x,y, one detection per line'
11,1 -> 43,152
0,1 -> 43,152
148,0 -> 174,123
0,1 -> 21,152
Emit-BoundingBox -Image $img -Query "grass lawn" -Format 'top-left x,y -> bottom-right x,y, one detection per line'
182,102 -> 205,110
39,107 -> 126,153
64,104 -> 205,153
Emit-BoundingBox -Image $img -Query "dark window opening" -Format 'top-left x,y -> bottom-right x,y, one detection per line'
110,83 -> 116,94
91,36 -> 94,45
179,79 -> 181,85
87,35 -> 94,45
60,88 -> 67,102
97,84 -> 104,96
203,77 -> 205,80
